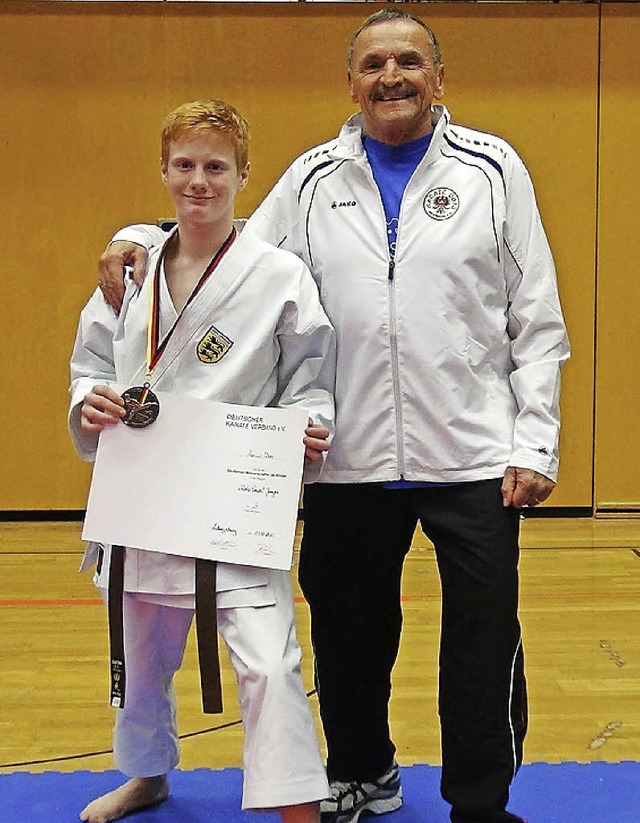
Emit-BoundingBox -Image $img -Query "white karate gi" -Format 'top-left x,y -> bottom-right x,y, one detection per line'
69,226 -> 335,809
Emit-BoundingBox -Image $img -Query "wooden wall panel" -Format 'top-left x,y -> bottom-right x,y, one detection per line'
0,2 -> 597,510
595,4 -> 640,510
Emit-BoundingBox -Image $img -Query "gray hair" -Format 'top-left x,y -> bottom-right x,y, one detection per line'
347,9 -> 443,72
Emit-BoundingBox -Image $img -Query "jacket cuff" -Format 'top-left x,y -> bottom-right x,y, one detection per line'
508,449 -> 558,483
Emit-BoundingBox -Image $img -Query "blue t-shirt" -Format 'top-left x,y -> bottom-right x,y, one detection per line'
363,131 -> 452,491
363,132 -> 432,258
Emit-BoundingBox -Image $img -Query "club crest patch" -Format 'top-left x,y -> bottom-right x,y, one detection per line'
197,326 -> 234,363
423,187 -> 460,221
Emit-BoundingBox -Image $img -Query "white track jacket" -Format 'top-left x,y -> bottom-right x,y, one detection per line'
249,106 -> 569,484
114,105 -> 569,485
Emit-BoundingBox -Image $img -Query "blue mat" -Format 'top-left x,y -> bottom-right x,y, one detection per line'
1,762 -> 639,822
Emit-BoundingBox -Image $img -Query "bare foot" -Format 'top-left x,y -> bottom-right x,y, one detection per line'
279,801 -> 321,823
79,775 -> 169,823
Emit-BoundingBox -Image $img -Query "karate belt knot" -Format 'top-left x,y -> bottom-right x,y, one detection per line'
108,546 -> 223,714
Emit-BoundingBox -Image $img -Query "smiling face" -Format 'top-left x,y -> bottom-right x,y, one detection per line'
161,131 -> 249,230
348,19 -> 444,146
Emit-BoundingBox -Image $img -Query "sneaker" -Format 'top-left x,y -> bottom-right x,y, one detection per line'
320,761 -> 403,822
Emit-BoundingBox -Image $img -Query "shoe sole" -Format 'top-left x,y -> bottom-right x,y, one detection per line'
321,794 -> 402,823
366,793 -> 403,815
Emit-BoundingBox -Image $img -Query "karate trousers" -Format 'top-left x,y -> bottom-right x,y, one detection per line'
299,479 -> 527,823
110,568 -> 329,810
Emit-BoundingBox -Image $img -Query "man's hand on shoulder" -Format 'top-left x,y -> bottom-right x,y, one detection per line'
98,241 -> 149,313
501,466 -> 555,508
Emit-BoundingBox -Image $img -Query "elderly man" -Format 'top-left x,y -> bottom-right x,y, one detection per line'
98,10 -> 569,823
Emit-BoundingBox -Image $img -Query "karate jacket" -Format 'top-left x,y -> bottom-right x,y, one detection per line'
69,226 -> 336,605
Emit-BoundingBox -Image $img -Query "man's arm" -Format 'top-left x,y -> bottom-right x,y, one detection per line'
101,167 -> 305,312
98,224 -> 166,311
246,160 -> 304,255
503,150 -> 570,501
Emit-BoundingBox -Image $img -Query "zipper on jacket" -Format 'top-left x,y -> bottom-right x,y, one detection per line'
388,258 -> 395,281
389,188 -> 416,478
360,154 -> 406,476
387,258 -> 406,477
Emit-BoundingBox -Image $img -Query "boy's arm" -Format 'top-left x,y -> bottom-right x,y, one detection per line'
68,288 -> 121,460
303,420 -> 331,466
79,384 -> 125,433
274,263 -> 336,481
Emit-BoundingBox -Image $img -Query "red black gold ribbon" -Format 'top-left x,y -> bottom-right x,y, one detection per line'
146,226 -> 237,376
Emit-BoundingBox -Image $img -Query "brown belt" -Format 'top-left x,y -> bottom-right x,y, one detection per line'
107,548 -> 223,714
194,558 -> 223,713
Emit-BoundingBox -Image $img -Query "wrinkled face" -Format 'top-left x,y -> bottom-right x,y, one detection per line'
161,131 -> 249,228
348,20 -> 444,145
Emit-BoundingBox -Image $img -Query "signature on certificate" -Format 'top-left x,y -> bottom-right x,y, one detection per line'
238,483 -> 280,499
246,449 -> 278,460
209,538 -> 236,550
248,529 -> 278,558
210,523 -> 238,549
212,522 -> 238,537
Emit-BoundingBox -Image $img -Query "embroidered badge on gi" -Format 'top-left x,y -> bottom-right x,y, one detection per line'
423,187 -> 460,221
197,326 -> 234,363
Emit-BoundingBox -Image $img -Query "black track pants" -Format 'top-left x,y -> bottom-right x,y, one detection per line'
299,480 -> 526,821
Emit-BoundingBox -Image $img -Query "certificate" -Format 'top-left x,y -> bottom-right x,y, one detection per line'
82,392 -> 309,571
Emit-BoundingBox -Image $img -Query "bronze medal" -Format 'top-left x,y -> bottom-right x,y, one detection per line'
121,383 -> 160,428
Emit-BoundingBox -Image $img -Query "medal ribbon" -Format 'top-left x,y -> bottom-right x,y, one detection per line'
145,226 -> 237,377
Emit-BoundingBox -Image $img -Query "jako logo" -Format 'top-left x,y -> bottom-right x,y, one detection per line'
331,200 -> 357,209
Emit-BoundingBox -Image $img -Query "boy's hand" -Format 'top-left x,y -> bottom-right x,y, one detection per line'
81,385 -> 126,432
303,420 -> 331,464
98,241 -> 149,313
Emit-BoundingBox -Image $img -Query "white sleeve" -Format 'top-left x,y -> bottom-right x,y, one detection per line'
504,153 -> 570,481
274,262 -> 336,483
68,289 -> 120,461
111,223 -> 167,250
247,162 -> 304,256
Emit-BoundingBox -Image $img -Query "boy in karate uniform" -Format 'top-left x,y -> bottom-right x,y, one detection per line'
68,99 -> 335,823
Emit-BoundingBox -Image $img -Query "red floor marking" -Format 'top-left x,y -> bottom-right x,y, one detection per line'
0,589 -> 630,608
